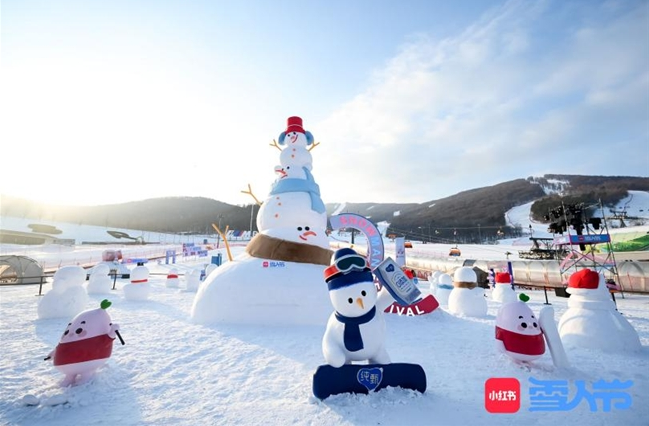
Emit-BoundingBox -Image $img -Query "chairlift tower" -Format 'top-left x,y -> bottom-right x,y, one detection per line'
548,199 -> 622,290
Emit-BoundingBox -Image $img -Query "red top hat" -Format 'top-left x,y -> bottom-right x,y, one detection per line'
285,116 -> 305,134
495,272 -> 511,284
568,269 -> 599,289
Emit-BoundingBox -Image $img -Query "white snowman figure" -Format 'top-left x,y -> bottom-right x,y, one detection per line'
435,273 -> 453,307
322,248 -> 395,368
123,262 -> 151,301
428,270 -> 442,296
87,263 -> 113,295
38,265 -> 89,319
558,268 -> 641,353
495,293 -> 545,363
491,271 -> 517,304
447,267 -> 488,317
165,269 -> 180,288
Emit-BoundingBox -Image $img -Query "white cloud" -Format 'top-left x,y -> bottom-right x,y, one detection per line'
315,0 -> 648,203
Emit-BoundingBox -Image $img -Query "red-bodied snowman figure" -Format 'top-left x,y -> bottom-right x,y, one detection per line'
46,299 -> 123,386
495,293 -> 545,363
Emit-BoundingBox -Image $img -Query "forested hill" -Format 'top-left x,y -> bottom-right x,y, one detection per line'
2,175 -> 647,241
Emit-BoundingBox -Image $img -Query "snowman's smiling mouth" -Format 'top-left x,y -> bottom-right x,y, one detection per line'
290,134 -> 298,143
299,231 -> 316,241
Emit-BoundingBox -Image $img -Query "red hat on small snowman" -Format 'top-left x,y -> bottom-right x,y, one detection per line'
495,272 -> 511,284
285,116 -> 305,134
568,268 -> 599,289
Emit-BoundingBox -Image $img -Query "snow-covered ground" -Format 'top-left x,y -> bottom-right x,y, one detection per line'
1,193 -> 648,425
1,242 -> 648,426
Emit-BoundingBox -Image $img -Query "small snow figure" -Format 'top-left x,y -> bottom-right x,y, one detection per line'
165,269 -> 180,288
435,273 -> 453,306
491,272 -> 517,304
448,267 -> 488,317
322,248 -> 394,368
123,262 -> 151,301
428,270 -> 442,296
495,293 -> 545,363
38,265 -> 89,319
87,264 -> 113,295
185,268 -> 202,292
46,299 -> 123,387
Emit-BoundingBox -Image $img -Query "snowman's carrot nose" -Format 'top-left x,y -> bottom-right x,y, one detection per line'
356,298 -> 364,309
115,330 -> 125,345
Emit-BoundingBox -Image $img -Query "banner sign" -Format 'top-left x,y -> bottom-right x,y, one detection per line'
329,213 -> 384,269
553,234 -> 611,245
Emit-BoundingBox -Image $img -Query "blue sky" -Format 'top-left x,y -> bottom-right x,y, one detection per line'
1,0 -> 647,207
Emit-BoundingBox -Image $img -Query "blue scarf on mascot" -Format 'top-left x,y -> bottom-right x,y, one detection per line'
334,306 -> 376,352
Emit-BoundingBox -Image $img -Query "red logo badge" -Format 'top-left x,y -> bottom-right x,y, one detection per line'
485,378 -> 520,413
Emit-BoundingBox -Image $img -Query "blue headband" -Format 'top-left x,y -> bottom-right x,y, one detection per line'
326,271 -> 373,291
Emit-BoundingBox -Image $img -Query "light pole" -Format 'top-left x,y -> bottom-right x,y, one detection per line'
217,215 -> 223,248
249,204 -> 254,240
478,224 -> 482,244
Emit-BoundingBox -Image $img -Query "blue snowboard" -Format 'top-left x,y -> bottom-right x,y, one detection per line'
312,363 -> 426,400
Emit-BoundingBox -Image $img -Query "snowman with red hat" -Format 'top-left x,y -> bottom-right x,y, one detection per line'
491,271 -> 517,304
277,116 -> 316,170
558,268 -> 641,353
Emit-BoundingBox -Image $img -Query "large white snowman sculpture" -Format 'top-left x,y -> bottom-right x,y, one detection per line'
558,268 -> 641,353
191,116 -> 333,326
322,248 -> 395,367
447,266 -> 488,317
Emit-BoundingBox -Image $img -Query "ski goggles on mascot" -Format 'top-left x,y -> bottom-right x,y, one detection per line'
324,250 -> 372,290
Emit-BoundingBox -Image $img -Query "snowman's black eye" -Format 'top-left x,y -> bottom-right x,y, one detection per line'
518,316 -> 523,319
305,226 -> 310,231
347,298 -> 353,304
521,322 -> 528,328
361,290 -> 367,296
64,330 -> 69,336
533,322 -> 538,328
286,166 -> 290,170
297,227 -> 303,231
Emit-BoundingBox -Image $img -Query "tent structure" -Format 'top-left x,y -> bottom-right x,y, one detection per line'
0,255 -> 44,285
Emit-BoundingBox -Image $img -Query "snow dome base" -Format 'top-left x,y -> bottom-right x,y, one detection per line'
191,253 -> 331,326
